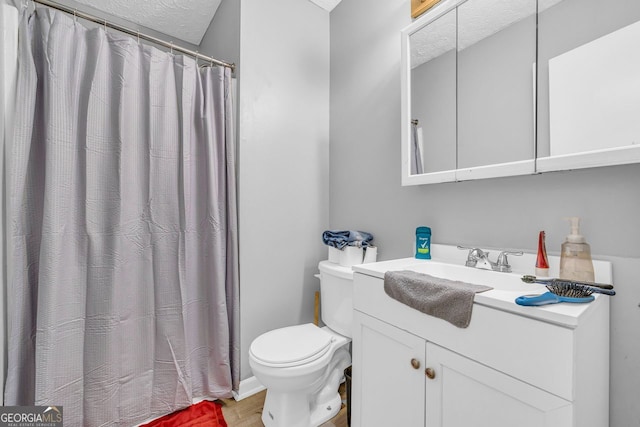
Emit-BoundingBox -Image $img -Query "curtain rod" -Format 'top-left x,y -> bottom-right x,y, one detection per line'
28,0 -> 236,72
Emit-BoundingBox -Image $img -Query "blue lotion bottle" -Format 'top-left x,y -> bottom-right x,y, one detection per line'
415,227 -> 431,259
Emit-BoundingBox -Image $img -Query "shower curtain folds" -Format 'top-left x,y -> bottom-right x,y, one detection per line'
4,6 -> 239,427
0,1 -> 20,407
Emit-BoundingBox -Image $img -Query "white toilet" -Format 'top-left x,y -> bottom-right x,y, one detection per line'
249,260 -> 354,427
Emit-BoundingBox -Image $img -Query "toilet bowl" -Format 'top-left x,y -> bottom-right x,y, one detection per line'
250,324 -> 350,427
249,261 -> 354,427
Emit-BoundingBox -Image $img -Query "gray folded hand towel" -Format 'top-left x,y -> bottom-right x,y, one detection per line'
383,270 -> 492,328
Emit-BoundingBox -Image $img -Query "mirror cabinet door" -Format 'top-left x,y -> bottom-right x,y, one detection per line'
409,8 -> 457,175
537,0 -> 640,170
456,0 -> 537,170
403,0 -> 640,186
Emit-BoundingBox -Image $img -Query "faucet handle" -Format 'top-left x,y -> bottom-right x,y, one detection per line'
495,251 -> 523,273
457,246 -> 487,267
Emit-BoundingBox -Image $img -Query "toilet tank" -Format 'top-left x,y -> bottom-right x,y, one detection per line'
318,261 -> 354,338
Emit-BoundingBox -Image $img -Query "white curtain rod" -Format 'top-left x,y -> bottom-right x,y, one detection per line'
28,0 -> 236,72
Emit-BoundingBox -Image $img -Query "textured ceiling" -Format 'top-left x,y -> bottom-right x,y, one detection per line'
411,0 -> 564,68
71,0 -> 222,45
308,0 -> 342,11
70,0 -> 341,46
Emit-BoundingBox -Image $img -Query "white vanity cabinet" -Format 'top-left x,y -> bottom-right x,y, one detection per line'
351,259 -> 610,427
353,312 -> 426,427
424,342 -> 571,426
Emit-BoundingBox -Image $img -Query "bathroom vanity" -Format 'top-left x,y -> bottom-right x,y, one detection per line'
350,253 -> 611,427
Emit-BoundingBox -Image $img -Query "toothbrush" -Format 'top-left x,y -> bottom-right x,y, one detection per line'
521,275 -> 614,290
521,275 -> 616,296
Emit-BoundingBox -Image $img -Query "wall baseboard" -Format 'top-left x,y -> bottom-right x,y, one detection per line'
232,376 -> 265,401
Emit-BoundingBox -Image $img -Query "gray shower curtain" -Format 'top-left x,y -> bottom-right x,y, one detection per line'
5,7 -> 239,426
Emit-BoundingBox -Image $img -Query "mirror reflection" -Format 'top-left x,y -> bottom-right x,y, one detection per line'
407,0 -> 537,178
456,0 -> 537,169
409,9 -> 456,174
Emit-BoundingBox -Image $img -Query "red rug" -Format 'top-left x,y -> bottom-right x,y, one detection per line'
141,401 -> 227,427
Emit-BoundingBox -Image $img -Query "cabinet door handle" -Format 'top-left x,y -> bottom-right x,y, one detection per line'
410,358 -> 421,369
425,367 -> 436,379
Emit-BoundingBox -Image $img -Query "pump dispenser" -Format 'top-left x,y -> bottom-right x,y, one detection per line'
559,217 -> 595,282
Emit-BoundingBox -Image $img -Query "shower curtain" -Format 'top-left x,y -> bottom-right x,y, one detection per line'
0,1 -> 19,407
4,5 -> 239,426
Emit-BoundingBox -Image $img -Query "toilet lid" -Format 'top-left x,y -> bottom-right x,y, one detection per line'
250,324 -> 333,367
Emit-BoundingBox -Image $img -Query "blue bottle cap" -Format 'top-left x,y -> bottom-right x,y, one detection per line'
416,226 -> 431,234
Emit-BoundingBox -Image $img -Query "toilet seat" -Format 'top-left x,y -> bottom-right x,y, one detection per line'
250,324 -> 334,368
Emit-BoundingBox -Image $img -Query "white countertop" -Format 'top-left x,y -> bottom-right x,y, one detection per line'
351,245 -> 613,328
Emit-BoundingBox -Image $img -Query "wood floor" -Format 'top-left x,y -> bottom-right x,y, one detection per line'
219,384 -> 348,427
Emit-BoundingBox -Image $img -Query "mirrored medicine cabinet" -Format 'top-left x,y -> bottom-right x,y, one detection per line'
401,0 -> 640,185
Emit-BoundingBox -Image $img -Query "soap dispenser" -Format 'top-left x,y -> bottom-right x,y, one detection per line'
559,217 -> 595,282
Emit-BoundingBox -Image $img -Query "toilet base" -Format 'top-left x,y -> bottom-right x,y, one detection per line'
261,390 -> 342,427
309,392 -> 342,427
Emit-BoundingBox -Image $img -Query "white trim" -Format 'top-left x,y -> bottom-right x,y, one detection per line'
536,145 -> 640,173
455,159 -> 535,181
402,160 -> 535,185
232,375 -> 266,401
402,169 -> 457,186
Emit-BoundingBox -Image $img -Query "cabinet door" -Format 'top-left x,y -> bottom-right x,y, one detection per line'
425,343 -> 572,427
352,311 -> 425,427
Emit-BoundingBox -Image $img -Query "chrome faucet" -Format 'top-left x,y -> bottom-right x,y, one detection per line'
457,246 -> 523,273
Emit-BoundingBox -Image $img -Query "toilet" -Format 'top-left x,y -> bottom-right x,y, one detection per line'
249,260 -> 354,427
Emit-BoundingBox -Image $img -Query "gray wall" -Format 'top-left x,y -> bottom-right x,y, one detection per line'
199,0 -> 240,72
331,0 -> 640,425
201,0 -> 330,386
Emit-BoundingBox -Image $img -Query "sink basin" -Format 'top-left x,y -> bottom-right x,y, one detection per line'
400,260 -> 538,293
351,246 -> 612,327
352,257 -> 541,294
